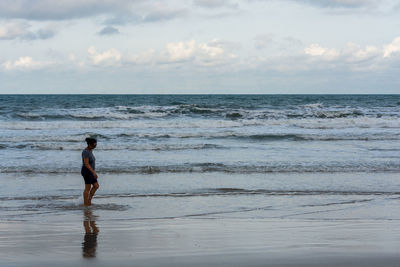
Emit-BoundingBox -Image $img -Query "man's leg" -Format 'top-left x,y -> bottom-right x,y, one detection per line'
83,184 -> 92,206
88,183 -> 99,205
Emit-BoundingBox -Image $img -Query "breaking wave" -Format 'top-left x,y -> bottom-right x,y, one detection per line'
2,162 -> 400,174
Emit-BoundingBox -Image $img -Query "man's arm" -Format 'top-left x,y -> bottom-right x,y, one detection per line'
83,158 -> 98,179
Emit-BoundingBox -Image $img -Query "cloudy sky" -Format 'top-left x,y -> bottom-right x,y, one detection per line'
0,0 -> 399,94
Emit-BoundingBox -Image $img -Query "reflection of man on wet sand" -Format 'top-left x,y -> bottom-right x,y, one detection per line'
82,209 -> 99,258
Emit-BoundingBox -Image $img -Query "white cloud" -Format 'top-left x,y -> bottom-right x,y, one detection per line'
383,37 -> 400,58
296,37 -> 400,71
68,53 -> 77,61
254,34 -> 275,49
199,43 -> 224,57
165,40 -> 197,62
196,40 -> 237,66
252,38 -> 395,72
2,56 -> 52,70
4,37 -> 400,74
0,22 -> 27,39
304,44 -> 340,60
128,49 -> 155,64
161,39 -> 237,66
342,42 -> 380,62
304,37 -> 400,64
88,46 -> 121,66
82,39 -> 238,68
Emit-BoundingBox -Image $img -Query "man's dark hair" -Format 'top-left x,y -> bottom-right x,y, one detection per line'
85,137 -> 97,146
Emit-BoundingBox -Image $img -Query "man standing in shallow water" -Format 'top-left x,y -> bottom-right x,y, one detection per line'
81,138 -> 99,206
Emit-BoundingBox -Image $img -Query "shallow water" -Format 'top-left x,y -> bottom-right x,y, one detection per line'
1,172 -> 399,224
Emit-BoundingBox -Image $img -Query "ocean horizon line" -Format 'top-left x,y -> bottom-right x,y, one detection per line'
1,93 -> 400,96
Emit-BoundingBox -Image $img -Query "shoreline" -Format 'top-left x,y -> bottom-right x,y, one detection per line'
1,171 -> 400,266
1,217 -> 400,266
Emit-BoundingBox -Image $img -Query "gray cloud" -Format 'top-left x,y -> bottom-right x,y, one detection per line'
103,10 -> 188,25
142,7 -> 188,22
0,0 -> 136,20
293,0 -> 375,8
0,0 -> 393,26
98,26 -> 120,35
103,5 -> 189,25
254,34 -> 303,56
26,28 -> 56,40
0,21 -> 56,40
194,0 -> 238,9
249,0 -> 377,9
254,34 -> 275,49
0,0 -> 188,25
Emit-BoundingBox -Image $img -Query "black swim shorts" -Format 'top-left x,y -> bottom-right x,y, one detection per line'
81,166 -> 98,185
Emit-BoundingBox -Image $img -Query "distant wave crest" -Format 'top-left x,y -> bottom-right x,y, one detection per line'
2,162 -> 400,174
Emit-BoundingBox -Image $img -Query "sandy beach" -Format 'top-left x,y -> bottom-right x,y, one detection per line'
1,216 -> 400,267
1,172 -> 400,267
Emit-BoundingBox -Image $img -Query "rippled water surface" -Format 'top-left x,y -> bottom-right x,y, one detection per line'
1,95 -> 399,222
1,94 -> 399,174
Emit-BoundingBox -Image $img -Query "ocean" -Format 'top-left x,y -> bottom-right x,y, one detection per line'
1,94 -> 400,220
1,94 -> 400,174
1,94 -> 400,265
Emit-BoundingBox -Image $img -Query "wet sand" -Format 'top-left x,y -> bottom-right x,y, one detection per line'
1,215 -> 400,267
1,172 -> 400,266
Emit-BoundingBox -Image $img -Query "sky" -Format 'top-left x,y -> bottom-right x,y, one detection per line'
0,0 -> 399,94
